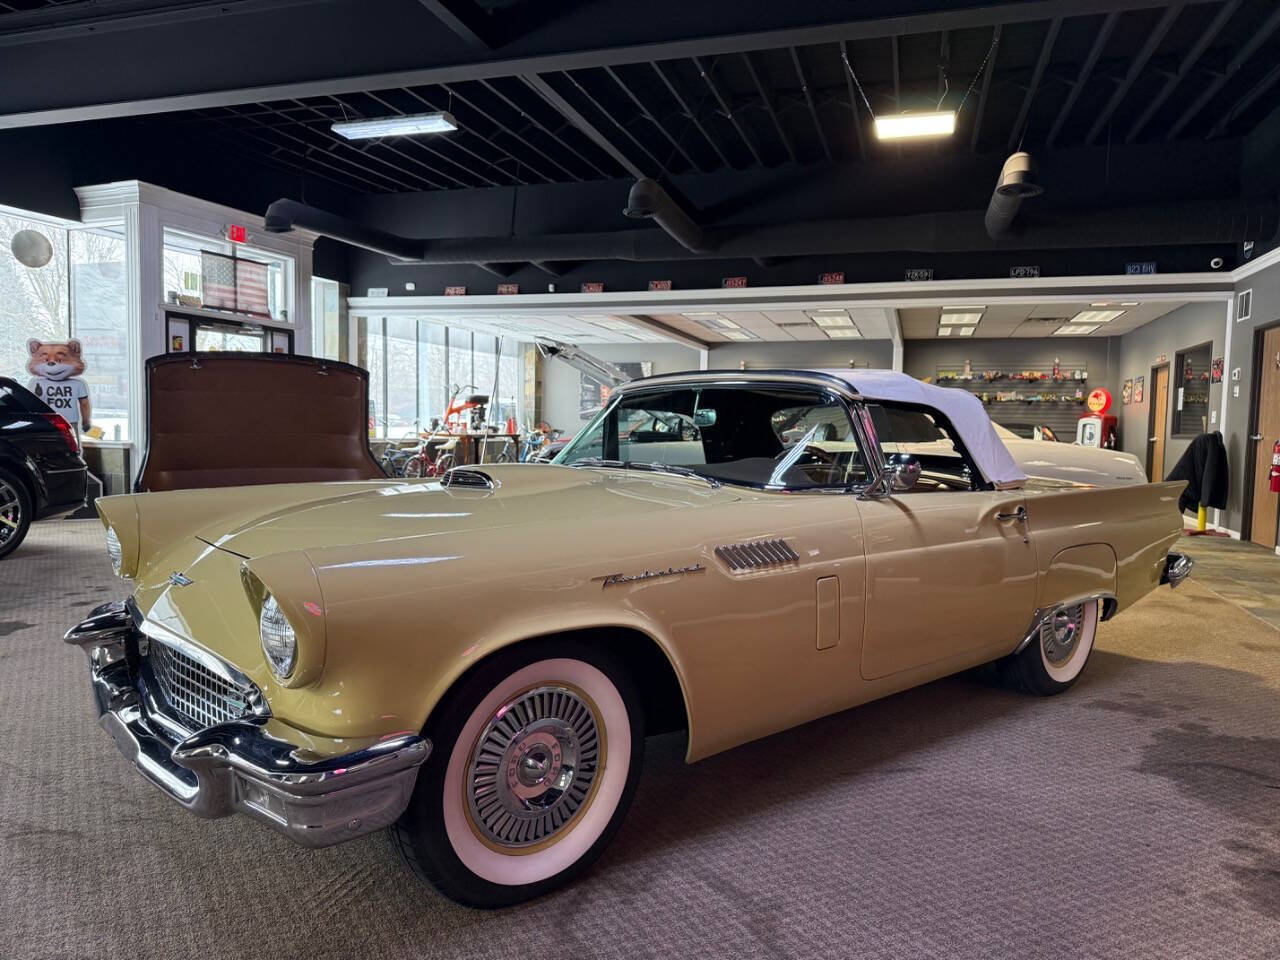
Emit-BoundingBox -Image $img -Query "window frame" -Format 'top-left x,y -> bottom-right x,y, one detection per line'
555,379 -> 878,494
1171,341 -> 1213,439
856,397 -> 989,492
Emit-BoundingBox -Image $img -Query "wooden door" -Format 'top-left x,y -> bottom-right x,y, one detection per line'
1148,366 -> 1170,481
1249,326 -> 1280,547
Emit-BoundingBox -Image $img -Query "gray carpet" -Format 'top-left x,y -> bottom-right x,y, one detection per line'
2,520 -> 1279,960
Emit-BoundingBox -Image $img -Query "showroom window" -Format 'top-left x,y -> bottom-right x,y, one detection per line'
1172,343 -> 1212,438
70,226 -> 130,441
312,276 -> 343,361
1,208 -> 71,384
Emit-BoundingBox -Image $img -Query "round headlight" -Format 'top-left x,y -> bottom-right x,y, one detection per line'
104,526 -> 123,576
259,595 -> 297,679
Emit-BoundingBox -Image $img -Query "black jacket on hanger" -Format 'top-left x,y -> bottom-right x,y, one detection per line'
1164,430 -> 1229,514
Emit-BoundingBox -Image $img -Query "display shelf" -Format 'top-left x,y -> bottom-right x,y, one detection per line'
932,362 -> 1092,437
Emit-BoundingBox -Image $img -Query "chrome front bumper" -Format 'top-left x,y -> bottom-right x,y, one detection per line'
64,600 -> 430,848
1161,551 -> 1194,589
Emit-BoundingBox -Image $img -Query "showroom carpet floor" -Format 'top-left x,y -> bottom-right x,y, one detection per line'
2,520 -> 1279,960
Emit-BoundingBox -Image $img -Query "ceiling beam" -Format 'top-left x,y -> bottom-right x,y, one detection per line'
1045,11 -> 1118,146
603,65 -> 701,172
790,46 -> 832,162
521,73 -> 645,178
652,60 -> 733,169
416,0 -> 492,51
0,0 -> 320,47
1207,61 -> 1280,139
560,70 -> 671,175
969,24 -> 1001,153
1084,3 -> 1181,145
3,0 -> 1219,129
398,86 -> 551,184
469,80 -> 608,180
1126,0 -> 1241,141
837,41 -> 867,161
1007,17 -> 1062,151
1165,3 -> 1280,140
693,55 -> 765,167
742,52 -> 796,164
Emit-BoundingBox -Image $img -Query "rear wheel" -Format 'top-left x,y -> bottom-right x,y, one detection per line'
1008,599 -> 1099,695
392,639 -> 644,907
0,469 -> 33,560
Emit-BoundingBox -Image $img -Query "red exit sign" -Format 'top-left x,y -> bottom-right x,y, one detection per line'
648,279 -> 673,291
722,276 -> 748,288
581,282 -> 605,293
444,286 -> 467,296
227,224 -> 247,244
819,272 -> 845,284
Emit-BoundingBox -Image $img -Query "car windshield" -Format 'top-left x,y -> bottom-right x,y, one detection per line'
554,384 -> 868,490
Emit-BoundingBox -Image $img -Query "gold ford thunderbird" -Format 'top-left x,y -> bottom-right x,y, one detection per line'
67,369 -> 1192,907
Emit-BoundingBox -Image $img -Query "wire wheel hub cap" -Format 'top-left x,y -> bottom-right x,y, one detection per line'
0,479 -> 22,544
1042,603 -> 1086,665
466,684 -> 601,849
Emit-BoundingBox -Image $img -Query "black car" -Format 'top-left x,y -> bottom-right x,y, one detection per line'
0,376 -> 89,559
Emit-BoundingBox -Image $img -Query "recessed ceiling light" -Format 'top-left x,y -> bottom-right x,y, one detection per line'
826,328 -> 862,338
937,327 -> 953,336
812,308 -> 851,314
1120,302 -> 1139,307
944,305 -> 986,311
1054,324 -> 1099,335
332,111 -> 457,139
874,110 -> 956,140
1069,309 -> 1124,323
940,313 -> 982,325
957,326 -> 975,337
683,313 -> 739,330
813,315 -> 855,327
722,329 -> 758,341
575,315 -> 610,321
683,312 -> 721,317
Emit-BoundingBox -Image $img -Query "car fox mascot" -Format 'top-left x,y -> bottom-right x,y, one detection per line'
27,338 -> 91,432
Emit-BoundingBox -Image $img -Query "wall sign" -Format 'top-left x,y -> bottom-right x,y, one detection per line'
444,285 -> 467,296
581,282 -> 605,293
1133,376 -> 1144,404
1212,357 -> 1224,383
497,283 -> 519,295
1086,388 -> 1112,414
905,268 -> 933,281
227,224 -> 248,244
1154,353 -> 1168,364
1125,261 -> 1158,275
366,287 -> 389,298
648,279 -> 673,291
722,276 -> 748,288
1122,379 -> 1133,405
819,272 -> 845,285
1010,265 -> 1040,278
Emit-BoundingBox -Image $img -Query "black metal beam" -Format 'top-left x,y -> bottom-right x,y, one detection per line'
1207,61 -> 1280,139
521,72 -> 645,177
1085,4 -> 1181,145
694,55 -> 764,166
603,65 -> 700,172
0,0 -> 321,47
789,46 -> 832,162
1046,11 -> 1118,146
396,86 -> 546,184
891,35 -> 901,111
969,24 -> 1001,153
742,52 -> 796,164
466,80 -> 606,180
1165,3 -> 1280,140
1008,17 -> 1062,151
837,41 -> 867,161
417,0 -> 491,51
651,60 -> 733,169
1126,0 -> 1241,141
560,70 -> 671,175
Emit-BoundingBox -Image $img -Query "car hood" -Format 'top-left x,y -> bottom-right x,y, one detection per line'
196,463 -> 741,559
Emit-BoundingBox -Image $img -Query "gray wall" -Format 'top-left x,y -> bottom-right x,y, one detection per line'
1226,260 -> 1280,534
706,338 -> 893,371
1115,302 -> 1227,490
541,342 -> 702,430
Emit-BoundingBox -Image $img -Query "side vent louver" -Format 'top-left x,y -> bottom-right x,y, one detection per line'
715,538 -> 800,572
440,467 -> 495,491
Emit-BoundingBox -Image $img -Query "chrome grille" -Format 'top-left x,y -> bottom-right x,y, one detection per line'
149,641 -> 257,731
715,538 -> 800,572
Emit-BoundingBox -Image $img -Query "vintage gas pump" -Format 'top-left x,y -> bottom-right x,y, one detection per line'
1076,388 -> 1118,448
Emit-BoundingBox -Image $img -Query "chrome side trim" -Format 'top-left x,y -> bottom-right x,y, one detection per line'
715,538 -> 800,571
1160,551 -> 1194,589
1012,593 -> 1117,656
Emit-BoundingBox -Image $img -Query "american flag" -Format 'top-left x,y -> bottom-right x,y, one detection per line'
201,251 -> 270,317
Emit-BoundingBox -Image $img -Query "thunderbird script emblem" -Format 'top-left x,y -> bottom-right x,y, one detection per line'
596,563 -> 705,589
168,571 -> 194,587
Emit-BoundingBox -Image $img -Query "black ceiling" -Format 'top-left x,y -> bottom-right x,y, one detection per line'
4,0 -> 1278,198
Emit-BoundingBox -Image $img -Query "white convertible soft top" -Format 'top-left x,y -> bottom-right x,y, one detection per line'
820,369 -> 1028,490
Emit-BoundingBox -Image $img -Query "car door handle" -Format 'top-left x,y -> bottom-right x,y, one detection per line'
996,506 -> 1028,523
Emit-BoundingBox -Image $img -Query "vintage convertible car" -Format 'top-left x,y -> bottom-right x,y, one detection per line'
67,369 -> 1192,907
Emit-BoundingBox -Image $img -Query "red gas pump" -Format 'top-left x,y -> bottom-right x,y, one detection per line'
1270,439 -> 1280,493
1076,388 -> 1118,448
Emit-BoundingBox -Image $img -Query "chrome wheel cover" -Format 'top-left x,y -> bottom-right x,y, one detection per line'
1041,602 -> 1087,666
0,479 -> 22,545
465,684 -> 602,849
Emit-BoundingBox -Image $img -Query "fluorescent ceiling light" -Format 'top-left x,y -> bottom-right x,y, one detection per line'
944,305 -> 985,311
1120,302 -> 1140,307
1054,324 -> 1099,336
874,110 -> 956,140
722,329 -> 758,341
683,312 -> 739,329
332,111 -> 457,139
1069,309 -> 1124,323
957,326 -> 975,337
826,328 -> 862,338
940,313 -> 982,325
812,308 -> 851,314
937,327 -> 952,336
813,315 -> 855,327
682,311 -> 721,317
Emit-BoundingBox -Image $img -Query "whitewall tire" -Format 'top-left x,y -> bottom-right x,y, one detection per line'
392,639 -> 644,907
1009,599 -> 1100,695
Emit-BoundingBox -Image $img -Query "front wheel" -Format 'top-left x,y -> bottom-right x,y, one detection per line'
392,640 -> 644,907
1007,599 -> 1100,695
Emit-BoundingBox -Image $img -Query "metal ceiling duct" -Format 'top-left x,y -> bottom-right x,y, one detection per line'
622,178 -> 708,253
264,192 -> 1278,264
985,151 -> 1044,239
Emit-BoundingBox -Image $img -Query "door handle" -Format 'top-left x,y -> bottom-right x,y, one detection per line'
1148,436 -> 1159,442
1250,434 -> 1264,441
996,506 -> 1028,523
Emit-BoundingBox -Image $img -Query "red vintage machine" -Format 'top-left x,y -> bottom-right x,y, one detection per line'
1076,388 -> 1118,449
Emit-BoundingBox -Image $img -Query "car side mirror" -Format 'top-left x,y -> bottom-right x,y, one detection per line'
885,454 -> 921,492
